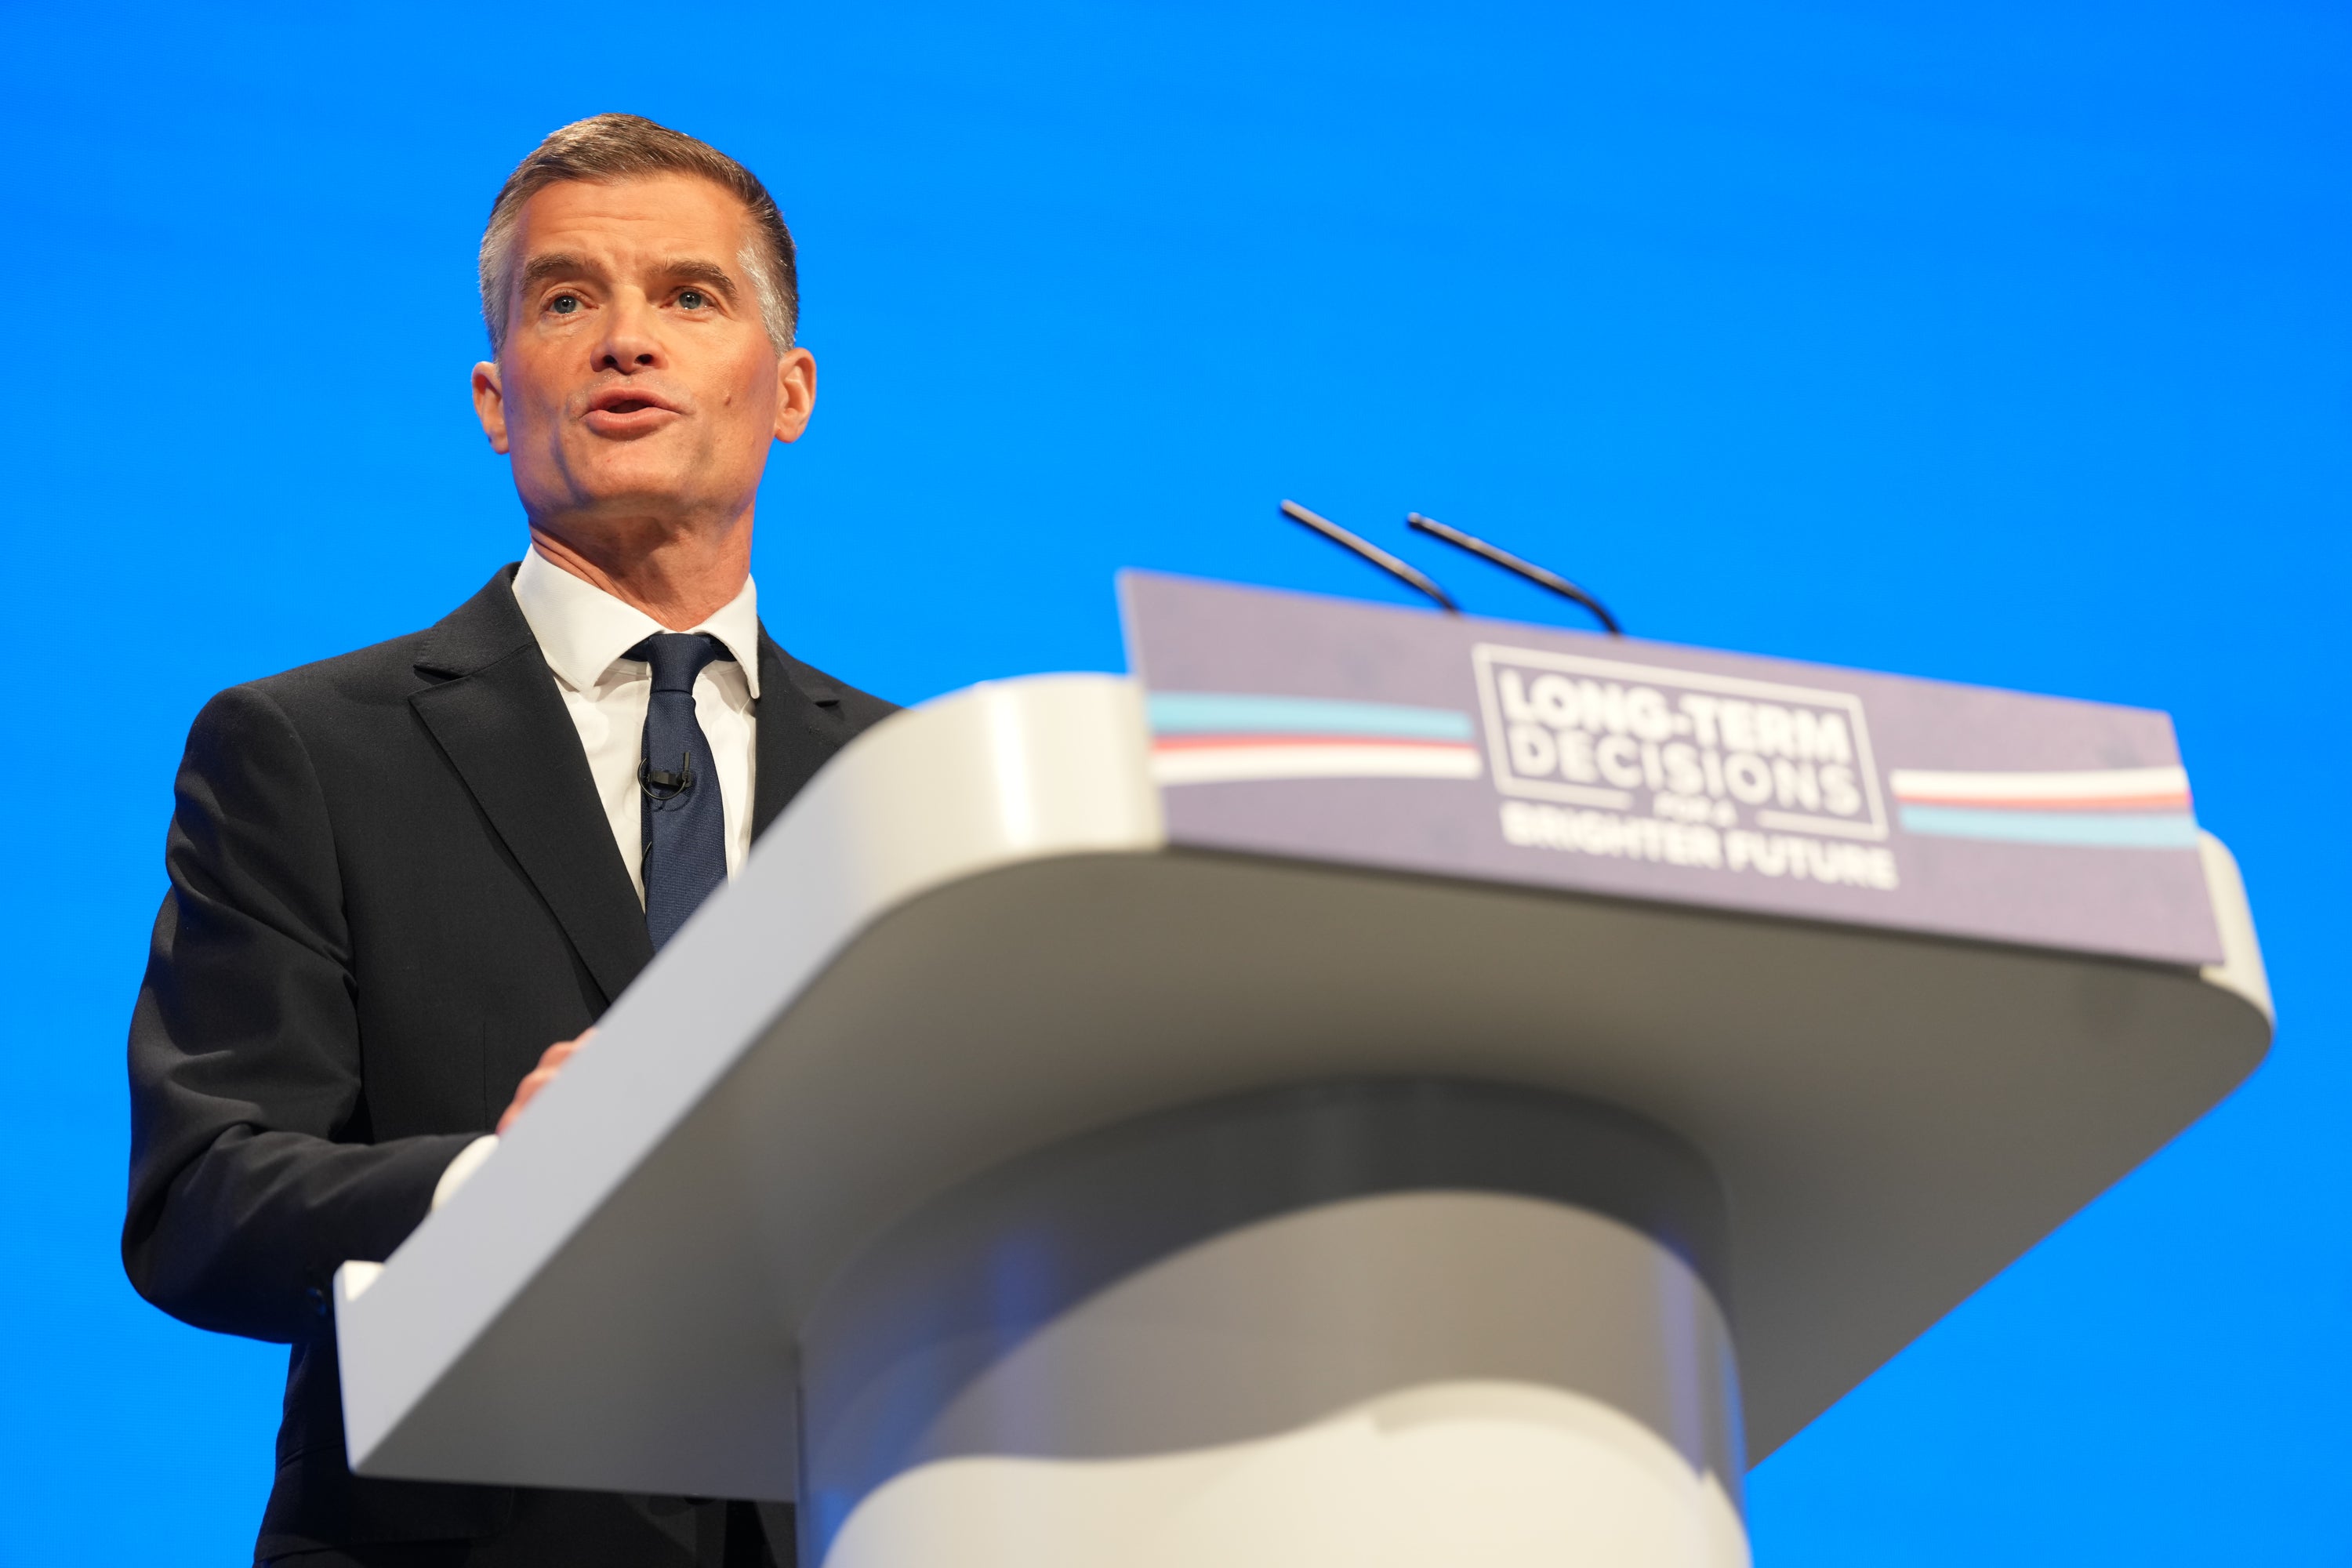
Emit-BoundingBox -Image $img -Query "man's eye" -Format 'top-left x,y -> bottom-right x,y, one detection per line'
548,293 -> 581,316
678,289 -> 708,310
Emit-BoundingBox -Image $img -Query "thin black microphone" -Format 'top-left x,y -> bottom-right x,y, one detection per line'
1279,499 -> 1460,613
1405,513 -> 1623,635
640,751 -> 697,801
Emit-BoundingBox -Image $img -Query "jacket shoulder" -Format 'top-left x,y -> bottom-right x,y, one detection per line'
803,659 -> 898,730
763,637 -> 900,732
238,628 -> 438,710
200,567 -> 528,731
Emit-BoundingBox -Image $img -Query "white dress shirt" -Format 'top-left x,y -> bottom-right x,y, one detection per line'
433,547 -> 764,1212
510,545 -> 762,901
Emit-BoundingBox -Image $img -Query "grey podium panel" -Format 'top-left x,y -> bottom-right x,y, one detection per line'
796,1082 -> 1745,1562
335,674 -> 2270,1501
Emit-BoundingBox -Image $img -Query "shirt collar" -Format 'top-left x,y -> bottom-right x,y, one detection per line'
511,546 -> 764,699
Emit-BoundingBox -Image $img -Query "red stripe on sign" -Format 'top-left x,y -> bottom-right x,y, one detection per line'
1894,793 -> 2191,811
1152,735 -> 1479,752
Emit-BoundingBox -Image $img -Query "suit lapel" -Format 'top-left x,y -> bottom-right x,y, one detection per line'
752,630 -> 848,840
410,570 -> 654,1006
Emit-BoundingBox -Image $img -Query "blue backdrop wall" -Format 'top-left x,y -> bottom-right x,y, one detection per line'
3,2 -> 2345,1561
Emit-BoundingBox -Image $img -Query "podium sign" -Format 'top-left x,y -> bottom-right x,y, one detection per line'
1123,571 -> 2220,967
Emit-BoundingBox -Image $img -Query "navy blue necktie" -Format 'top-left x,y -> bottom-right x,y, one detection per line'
631,633 -> 734,950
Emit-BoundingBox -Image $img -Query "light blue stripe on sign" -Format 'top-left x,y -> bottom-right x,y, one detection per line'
1148,691 -> 1475,741
1899,806 -> 2201,849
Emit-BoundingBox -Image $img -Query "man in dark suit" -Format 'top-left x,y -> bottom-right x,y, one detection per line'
124,114 -> 891,1566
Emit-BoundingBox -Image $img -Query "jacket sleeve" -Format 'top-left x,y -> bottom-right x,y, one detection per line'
123,684 -> 475,1343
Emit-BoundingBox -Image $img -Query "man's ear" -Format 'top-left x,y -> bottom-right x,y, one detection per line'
772,347 -> 818,444
471,361 -> 511,454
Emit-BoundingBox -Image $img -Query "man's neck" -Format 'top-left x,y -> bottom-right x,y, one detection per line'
526,516 -> 753,630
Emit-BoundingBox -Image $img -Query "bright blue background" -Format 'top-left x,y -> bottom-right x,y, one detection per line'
4,2 -> 2345,1561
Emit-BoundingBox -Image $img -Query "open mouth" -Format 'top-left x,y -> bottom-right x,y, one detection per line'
586,387 -> 679,421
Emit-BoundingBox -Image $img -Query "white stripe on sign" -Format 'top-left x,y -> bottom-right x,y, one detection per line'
1887,765 -> 2190,804
1153,743 -> 1484,785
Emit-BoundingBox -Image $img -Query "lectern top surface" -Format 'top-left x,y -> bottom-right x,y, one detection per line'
336,602 -> 2268,1506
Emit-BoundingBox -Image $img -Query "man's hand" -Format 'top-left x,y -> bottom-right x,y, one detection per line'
497,1029 -> 593,1134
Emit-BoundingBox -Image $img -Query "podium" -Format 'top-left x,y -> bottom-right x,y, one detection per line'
335,575 -> 2270,1567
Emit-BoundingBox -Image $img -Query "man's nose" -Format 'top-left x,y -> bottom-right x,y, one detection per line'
593,294 -> 663,372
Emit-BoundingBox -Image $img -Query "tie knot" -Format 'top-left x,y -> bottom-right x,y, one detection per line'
628,633 -> 732,694
626,630 -> 734,691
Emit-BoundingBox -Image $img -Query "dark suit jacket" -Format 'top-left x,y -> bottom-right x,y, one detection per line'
123,566 -> 895,1563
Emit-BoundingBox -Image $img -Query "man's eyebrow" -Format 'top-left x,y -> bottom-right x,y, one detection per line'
516,252 -> 602,295
650,257 -> 740,298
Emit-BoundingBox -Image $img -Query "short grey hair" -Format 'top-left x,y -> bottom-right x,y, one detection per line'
478,114 -> 798,353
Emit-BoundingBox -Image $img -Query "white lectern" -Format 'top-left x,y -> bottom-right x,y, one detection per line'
336,577 -> 2270,1568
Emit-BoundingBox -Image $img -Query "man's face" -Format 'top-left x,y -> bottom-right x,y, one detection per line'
471,175 -> 815,537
